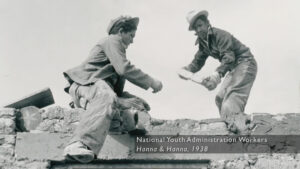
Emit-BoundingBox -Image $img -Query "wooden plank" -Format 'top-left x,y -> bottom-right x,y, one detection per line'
52,161 -> 210,169
4,88 -> 54,109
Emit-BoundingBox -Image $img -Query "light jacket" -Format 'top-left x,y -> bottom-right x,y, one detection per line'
184,27 -> 254,77
63,34 -> 154,96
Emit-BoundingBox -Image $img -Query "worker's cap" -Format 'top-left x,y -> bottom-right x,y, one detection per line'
107,16 -> 139,35
186,10 -> 208,31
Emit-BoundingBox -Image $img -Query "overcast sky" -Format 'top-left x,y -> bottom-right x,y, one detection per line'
0,0 -> 299,120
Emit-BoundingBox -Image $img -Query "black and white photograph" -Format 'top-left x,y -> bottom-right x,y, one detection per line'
0,0 -> 299,168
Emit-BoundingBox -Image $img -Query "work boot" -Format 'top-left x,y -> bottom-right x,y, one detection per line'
227,122 -> 238,134
128,123 -> 147,135
63,141 -> 95,163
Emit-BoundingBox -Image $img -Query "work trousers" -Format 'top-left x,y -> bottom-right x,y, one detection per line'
215,58 -> 257,120
68,80 -> 119,155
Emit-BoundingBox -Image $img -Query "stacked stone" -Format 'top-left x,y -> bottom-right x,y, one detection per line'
35,106 -> 82,133
148,118 -> 229,135
211,154 -> 300,169
0,108 -> 16,134
251,113 -> 300,135
2,105 -> 300,168
0,108 -> 16,167
0,108 -> 52,169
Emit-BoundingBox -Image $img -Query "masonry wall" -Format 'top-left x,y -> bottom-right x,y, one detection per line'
1,106 -> 300,169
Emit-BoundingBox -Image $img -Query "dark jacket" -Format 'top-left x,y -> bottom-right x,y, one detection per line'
184,27 -> 254,77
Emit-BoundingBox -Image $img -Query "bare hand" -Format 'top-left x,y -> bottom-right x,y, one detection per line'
151,79 -> 163,93
201,72 -> 221,91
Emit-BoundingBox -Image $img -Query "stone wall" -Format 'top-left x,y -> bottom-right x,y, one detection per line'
0,106 -> 300,169
0,108 -> 50,169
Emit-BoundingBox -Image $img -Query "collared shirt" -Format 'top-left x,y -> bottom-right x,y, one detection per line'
185,27 -> 254,77
63,34 -> 154,96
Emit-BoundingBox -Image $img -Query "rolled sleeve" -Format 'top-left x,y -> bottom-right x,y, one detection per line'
184,50 -> 208,73
215,33 -> 236,77
103,36 -> 154,90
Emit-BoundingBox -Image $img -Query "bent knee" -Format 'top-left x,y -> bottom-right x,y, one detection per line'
220,101 -> 243,117
93,81 -> 117,103
88,95 -> 118,119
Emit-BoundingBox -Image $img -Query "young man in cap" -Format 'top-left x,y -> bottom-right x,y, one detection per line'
63,16 -> 163,163
178,10 -> 257,133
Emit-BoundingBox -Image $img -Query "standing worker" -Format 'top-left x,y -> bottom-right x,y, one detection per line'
178,10 -> 257,133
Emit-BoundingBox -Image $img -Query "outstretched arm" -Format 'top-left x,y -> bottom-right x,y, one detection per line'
178,50 -> 208,80
184,50 -> 209,73
103,37 -> 163,93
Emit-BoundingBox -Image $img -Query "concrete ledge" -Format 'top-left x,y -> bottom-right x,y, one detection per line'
15,133 -> 243,162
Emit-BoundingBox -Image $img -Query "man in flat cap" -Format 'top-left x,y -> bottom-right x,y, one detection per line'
63,16 -> 163,163
178,10 -> 257,133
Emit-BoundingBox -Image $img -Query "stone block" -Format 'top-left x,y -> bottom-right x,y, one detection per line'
0,135 -> 16,146
15,133 -> 71,161
17,106 -> 43,131
0,108 -> 16,118
225,160 -> 249,169
0,144 -> 14,159
13,159 -> 50,169
150,118 -> 165,126
272,114 -> 287,121
0,135 -> 16,164
199,118 -> 224,124
0,108 -> 16,134
254,157 -> 300,169
0,135 -> 15,164
207,122 -> 227,131
210,160 -> 226,169
252,124 -> 273,135
0,118 -> 15,134
15,133 -> 138,161
191,121 -> 229,135
62,108 -> 82,124
35,106 -> 82,133
251,113 -> 276,125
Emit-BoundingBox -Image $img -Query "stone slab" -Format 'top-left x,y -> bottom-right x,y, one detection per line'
15,133 -> 242,162
5,87 -> 54,109
15,133 -> 70,161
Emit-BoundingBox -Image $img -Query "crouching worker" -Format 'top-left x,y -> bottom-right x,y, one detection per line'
63,16 -> 163,163
178,10 -> 257,133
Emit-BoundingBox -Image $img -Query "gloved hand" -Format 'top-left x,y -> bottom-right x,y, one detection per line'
177,68 -> 193,80
201,72 -> 221,91
151,79 -> 163,93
